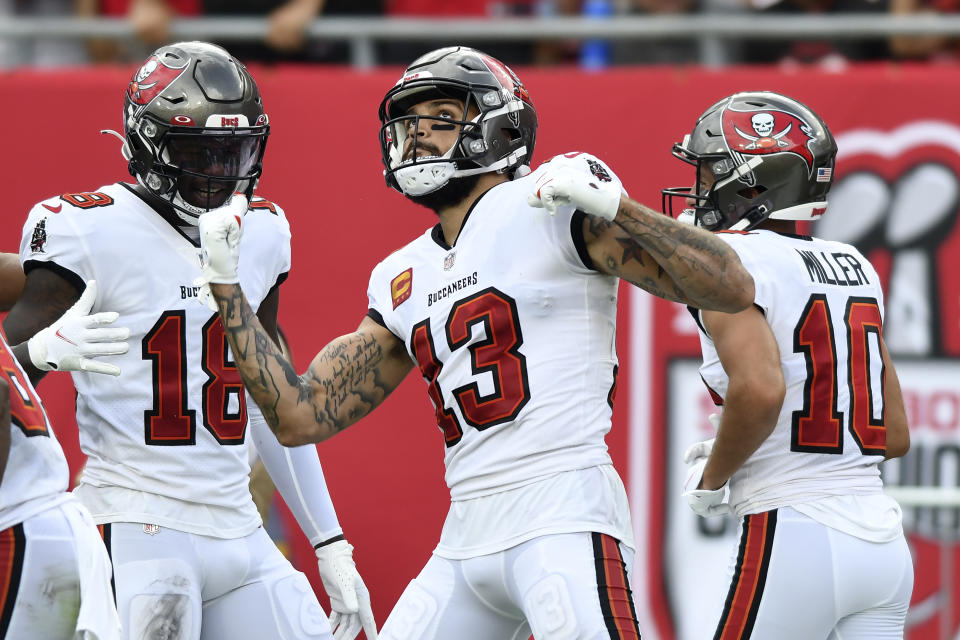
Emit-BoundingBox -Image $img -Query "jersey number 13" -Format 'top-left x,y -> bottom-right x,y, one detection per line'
410,288 -> 531,447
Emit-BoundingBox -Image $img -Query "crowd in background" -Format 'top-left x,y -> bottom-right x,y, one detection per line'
1,0 -> 956,68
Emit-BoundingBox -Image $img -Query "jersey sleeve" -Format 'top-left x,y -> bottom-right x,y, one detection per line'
365,259 -> 405,341
714,231 -> 775,315
533,152 -> 627,273
239,198 -> 292,309
254,198 -> 292,287
19,197 -> 95,291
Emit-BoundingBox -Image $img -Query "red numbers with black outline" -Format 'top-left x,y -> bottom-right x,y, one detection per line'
142,311 -> 246,446
61,192 -> 114,209
249,199 -> 278,214
411,288 -> 530,447
0,341 -> 50,438
791,295 -> 885,456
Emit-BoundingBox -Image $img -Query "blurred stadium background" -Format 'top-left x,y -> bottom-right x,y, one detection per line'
2,2 -> 960,639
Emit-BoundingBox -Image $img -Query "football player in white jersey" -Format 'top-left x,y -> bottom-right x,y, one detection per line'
667,92 -> 913,639
3,42 -> 376,640
0,280 -> 126,639
195,46 -> 756,639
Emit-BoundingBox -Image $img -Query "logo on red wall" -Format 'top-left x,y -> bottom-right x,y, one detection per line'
816,120 -> 960,640
127,55 -> 189,106
818,120 -> 960,359
722,107 -> 816,172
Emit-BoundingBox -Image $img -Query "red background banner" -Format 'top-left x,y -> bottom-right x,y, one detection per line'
1,64 -> 958,637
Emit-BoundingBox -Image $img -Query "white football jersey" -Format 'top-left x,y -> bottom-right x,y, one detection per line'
367,153 -> 621,502
19,184 -> 291,538
0,330 -> 72,532
694,230 -> 891,519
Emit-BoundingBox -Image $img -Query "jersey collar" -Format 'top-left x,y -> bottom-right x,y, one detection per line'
429,184 -> 501,250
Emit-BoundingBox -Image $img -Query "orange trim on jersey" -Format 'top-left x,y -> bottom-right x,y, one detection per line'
715,511 -> 777,640
593,533 -> 641,640
0,525 -> 25,636
0,529 -> 15,610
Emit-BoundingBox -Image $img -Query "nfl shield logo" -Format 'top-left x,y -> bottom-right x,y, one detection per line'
443,252 -> 456,271
143,524 -> 161,536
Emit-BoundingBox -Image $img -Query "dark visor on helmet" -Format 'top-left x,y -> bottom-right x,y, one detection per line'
157,128 -> 267,211
165,131 -> 264,178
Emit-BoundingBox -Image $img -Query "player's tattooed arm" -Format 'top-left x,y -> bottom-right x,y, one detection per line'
3,267 -> 82,384
582,200 -> 755,312
211,283 -> 413,446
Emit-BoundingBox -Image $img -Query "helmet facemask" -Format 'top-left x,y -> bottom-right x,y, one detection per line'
378,47 -> 538,199
127,112 -> 268,224
157,126 -> 265,215
117,42 -> 270,225
662,136 -> 764,230
379,84 -> 488,197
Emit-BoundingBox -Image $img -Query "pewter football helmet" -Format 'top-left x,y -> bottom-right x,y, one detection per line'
663,91 -> 837,231
378,46 -> 538,196
120,42 -> 269,224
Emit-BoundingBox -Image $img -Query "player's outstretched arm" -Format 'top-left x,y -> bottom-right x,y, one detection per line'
4,267 -> 83,384
697,306 -> 785,490
585,201 -> 754,313
6,276 -> 129,381
528,158 -> 754,312
198,197 -> 413,445
210,283 -> 412,446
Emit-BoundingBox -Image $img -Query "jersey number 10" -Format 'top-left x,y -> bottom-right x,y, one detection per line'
792,295 -> 886,456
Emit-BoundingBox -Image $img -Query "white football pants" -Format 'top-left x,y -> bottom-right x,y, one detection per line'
102,522 -> 333,640
709,507 -> 913,639
380,531 -> 641,640
0,498 -> 121,640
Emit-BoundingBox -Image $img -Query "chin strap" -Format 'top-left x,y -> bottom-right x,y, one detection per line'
393,145 -> 530,196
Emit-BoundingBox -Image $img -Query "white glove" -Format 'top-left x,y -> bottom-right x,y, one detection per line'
683,413 -> 721,464
27,280 -> 129,376
683,436 -> 716,466
195,195 -> 247,311
315,539 -> 378,640
527,164 -> 621,221
681,413 -> 729,517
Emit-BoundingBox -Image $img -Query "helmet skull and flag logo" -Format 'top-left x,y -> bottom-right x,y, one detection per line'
722,108 -> 817,174
127,54 -> 189,106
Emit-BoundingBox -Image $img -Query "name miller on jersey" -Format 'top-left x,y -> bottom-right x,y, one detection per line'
427,272 -> 479,307
796,249 -> 870,287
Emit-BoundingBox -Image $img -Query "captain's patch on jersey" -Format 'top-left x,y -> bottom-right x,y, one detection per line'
391,268 -> 413,309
